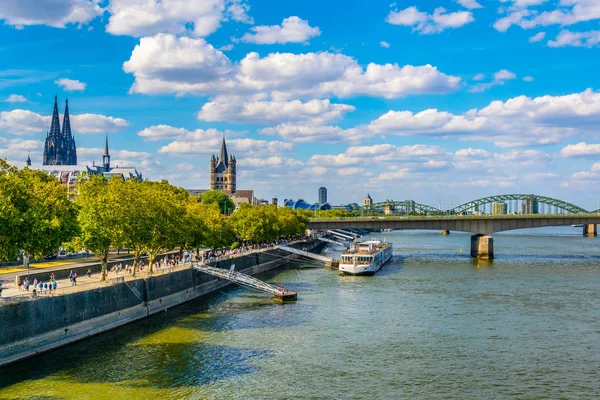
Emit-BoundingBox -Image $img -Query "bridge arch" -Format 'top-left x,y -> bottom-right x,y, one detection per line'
450,194 -> 590,215
361,200 -> 442,215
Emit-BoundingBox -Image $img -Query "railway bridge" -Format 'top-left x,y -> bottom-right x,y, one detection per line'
307,215 -> 600,259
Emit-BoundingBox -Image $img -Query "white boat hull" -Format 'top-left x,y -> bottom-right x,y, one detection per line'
339,245 -> 393,276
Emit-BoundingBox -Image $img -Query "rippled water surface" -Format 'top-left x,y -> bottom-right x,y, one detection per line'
1,227 -> 599,399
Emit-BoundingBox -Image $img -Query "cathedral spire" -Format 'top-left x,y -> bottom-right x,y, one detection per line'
219,133 -> 228,167
26,152 -> 31,167
50,95 -> 61,138
62,98 -> 72,138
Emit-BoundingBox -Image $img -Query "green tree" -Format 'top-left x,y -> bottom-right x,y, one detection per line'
200,190 -> 235,215
0,160 -> 78,264
193,202 -> 235,250
73,174 -> 126,280
139,181 -> 188,273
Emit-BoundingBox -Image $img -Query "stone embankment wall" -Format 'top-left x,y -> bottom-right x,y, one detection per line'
0,240 -> 324,367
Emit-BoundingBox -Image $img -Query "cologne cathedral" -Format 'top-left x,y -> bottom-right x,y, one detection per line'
42,96 -> 77,165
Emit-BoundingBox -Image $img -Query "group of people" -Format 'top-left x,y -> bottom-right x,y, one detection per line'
17,274 -> 58,296
202,238 -> 297,261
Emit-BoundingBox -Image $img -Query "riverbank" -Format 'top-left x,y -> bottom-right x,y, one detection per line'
0,239 -> 325,367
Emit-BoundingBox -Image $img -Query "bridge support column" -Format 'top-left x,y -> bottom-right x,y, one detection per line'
470,234 -> 494,259
583,224 -> 597,237
441,230 -> 450,235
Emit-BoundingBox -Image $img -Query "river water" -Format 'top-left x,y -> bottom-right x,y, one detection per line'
1,227 -> 599,399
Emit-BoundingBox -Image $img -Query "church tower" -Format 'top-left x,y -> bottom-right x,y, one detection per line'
43,96 -> 77,165
102,134 -> 110,170
209,135 -> 236,194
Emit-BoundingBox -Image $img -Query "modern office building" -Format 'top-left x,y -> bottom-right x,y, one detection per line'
318,187 -> 327,204
521,197 -> 539,214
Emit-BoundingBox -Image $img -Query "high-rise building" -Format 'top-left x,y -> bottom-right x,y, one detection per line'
209,136 -> 236,193
318,187 -> 327,204
272,198 -> 278,206
521,197 -> 539,214
493,202 -> 507,215
43,96 -> 77,165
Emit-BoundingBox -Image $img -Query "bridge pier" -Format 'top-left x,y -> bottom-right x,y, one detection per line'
441,230 -> 450,235
470,234 -> 494,259
583,224 -> 597,237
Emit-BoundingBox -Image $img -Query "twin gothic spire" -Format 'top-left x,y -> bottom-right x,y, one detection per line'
42,96 -> 77,165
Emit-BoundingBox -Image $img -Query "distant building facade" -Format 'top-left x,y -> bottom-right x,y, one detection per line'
364,194 -> 373,206
318,187 -> 327,204
43,96 -> 77,166
493,202 -> 507,215
521,197 -> 539,214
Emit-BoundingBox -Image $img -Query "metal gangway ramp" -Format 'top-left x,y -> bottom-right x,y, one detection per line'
192,263 -> 297,301
278,245 -> 337,267
317,237 -> 348,247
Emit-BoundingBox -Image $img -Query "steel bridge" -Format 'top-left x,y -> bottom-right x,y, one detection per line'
360,194 -> 597,216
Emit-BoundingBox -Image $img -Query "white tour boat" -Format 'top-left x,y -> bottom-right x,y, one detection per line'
339,240 -> 393,276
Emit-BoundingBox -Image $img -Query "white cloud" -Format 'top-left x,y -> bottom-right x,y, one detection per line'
238,157 -> 303,169
260,124 -> 363,143
0,109 -> 128,135
469,69 -> 517,92
239,16 -> 320,44
70,114 -> 129,134
55,78 -> 87,91
529,31 -> 546,42
386,6 -> 474,34
5,94 -> 27,103
548,30 -> 600,48
365,89 -> 600,148
106,0 -> 251,37
0,137 -> 43,159
337,167 -> 364,176
494,0 -> 600,32
456,0 -> 483,9
0,0 -> 103,28
123,33 -> 462,99
197,97 -> 355,125
138,124 -> 294,157
380,41 -> 391,48
522,76 -> 534,82
560,142 -> 600,157
473,73 -> 485,81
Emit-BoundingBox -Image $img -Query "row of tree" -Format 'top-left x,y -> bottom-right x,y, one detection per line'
0,160 -> 310,280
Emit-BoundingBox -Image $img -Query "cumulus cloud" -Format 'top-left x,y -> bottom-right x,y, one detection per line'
197,97 -> 355,125
122,33 -> 462,99
548,30 -> 600,48
494,0 -> 600,32
239,16 -> 320,44
55,78 -> 87,91
365,89 -> 600,148
0,137 -> 43,159
260,124 -> 364,144
137,124 -> 294,157
469,69 -> 517,92
529,31 -> 546,42
386,6 -> 474,34
0,109 -> 128,135
560,142 -> 600,157
380,41 -> 391,48
0,0 -> 103,28
456,0 -> 483,9
5,94 -> 27,103
106,0 -> 251,37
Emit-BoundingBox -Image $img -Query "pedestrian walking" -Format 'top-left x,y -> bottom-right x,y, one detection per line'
87,268 -> 92,278
73,273 -> 78,286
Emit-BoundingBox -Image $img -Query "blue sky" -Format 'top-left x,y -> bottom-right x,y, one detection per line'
1,0 -> 600,209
